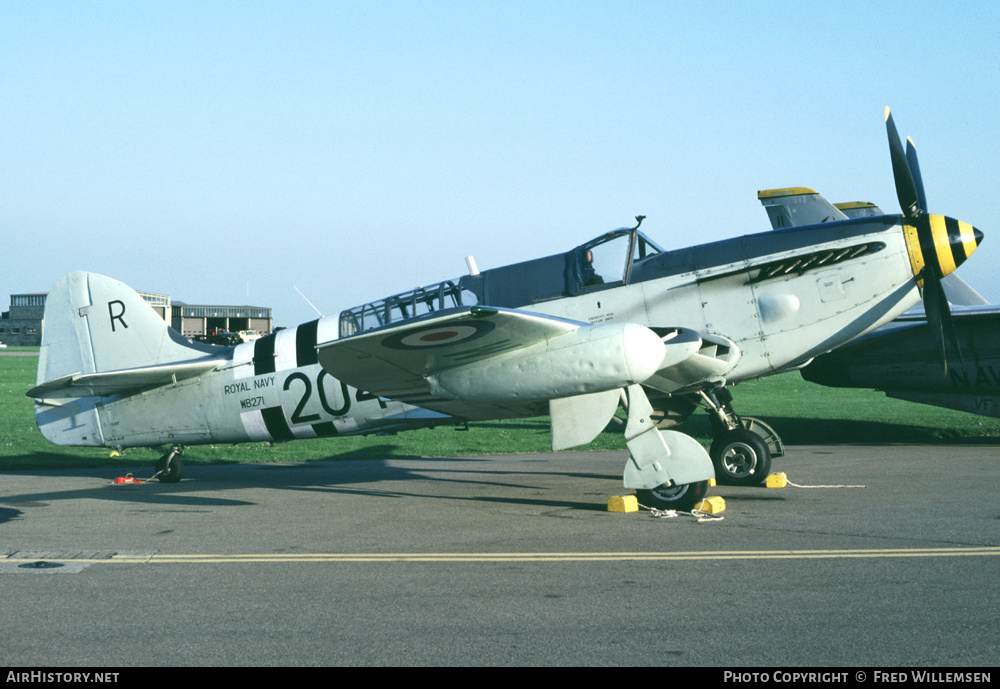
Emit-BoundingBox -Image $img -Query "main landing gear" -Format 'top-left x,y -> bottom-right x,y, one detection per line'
701,387 -> 783,486
620,384 -> 715,511
154,445 -> 185,483
634,479 -> 710,512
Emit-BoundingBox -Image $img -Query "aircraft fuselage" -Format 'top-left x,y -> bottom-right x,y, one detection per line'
34,213 -> 971,450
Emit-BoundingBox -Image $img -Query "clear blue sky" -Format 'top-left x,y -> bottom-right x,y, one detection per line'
3,1 -> 999,327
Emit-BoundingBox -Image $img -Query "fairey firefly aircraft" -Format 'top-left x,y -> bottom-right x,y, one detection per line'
756,131 -> 1000,421
28,109 -> 983,511
801,302 -> 1000,420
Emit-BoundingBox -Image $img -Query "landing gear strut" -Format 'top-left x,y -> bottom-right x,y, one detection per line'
701,387 -> 783,486
620,384 -> 715,511
154,445 -> 185,483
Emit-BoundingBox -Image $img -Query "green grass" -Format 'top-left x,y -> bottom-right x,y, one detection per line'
2,351 -> 998,473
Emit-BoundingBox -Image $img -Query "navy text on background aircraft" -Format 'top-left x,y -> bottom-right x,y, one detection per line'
801,304 -> 1000,419
28,109 -> 983,510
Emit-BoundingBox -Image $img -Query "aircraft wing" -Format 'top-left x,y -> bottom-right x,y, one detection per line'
315,306 -> 676,420
942,274 -> 989,306
27,357 -> 224,399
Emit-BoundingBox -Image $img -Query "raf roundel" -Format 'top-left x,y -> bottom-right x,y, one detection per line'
382,321 -> 496,350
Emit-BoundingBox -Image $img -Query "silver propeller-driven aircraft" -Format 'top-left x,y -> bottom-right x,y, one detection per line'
28,109 -> 983,510
757,122 -> 998,421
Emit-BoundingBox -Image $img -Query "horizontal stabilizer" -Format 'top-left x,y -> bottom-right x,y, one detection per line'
28,358 -> 222,399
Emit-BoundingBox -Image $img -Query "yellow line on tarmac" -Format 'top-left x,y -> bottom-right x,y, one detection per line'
6,546 -> 997,565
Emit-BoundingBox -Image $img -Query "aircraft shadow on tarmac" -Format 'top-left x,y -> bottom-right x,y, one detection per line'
741,416 -> 998,445
234,454 -> 625,513
5,414 -> 995,515
1,507 -> 24,525
1,445 -> 625,512
280,463 -> 622,512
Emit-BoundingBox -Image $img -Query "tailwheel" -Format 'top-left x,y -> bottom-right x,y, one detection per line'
710,428 -> 770,486
155,446 -> 185,483
635,480 -> 709,512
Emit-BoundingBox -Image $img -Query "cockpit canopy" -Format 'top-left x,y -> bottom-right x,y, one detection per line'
468,228 -> 665,311
573,229 -> 665,289
339,228 -> 665,337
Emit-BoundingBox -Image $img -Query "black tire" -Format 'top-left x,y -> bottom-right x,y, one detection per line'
156,454 -> 184,483
710,428 -> 770,486
635,480 -> 709,512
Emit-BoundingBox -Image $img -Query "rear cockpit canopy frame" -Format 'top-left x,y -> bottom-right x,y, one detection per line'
338,227 -> 666,338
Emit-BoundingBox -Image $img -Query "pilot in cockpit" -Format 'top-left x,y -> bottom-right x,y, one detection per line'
581,250 -> 604,286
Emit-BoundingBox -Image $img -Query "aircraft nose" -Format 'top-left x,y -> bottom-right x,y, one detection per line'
905,214 -> 983,278
963,223 -> 985,266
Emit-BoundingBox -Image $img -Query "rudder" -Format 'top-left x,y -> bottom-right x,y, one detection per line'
38,271 -> 208,387
34,272 -> 216,448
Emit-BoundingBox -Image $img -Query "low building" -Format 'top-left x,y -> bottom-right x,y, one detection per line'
171,303 -> 273,339
2,290 -> 272,347
1,293 -> 47,346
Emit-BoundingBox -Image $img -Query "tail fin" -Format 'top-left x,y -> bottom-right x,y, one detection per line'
757,187 -> 849,229
33,272 -> 217,447
38,272 -> 211,385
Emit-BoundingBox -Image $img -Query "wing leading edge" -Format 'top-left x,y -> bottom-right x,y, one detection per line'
317,306 -> 721,488
316,306 -> 675,420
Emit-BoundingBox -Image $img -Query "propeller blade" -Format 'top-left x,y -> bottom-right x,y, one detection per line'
885,107 -> 921,217
905,136 -> 928,214
920,264 -> 965,377
887,108 -> 978,378
940,288 -> 966,375
919,266 -> 949,377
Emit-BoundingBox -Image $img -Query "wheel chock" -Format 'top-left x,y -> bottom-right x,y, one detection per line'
113,474 -> 143,485
607,495 -> 639,513
694,496 -> 725,514
708,477 -> 717,487
766,472 -> 788,488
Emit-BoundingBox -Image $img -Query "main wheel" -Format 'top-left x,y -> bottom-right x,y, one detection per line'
635,480 -> 709,512
710,428 -> 770,486
155,453 -> 184,483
